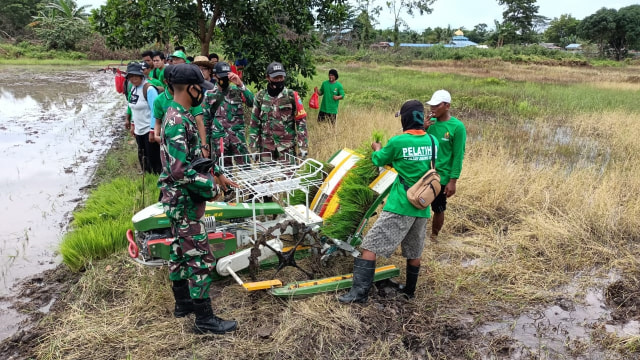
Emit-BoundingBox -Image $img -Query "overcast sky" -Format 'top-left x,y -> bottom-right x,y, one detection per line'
76,0 -> 639,32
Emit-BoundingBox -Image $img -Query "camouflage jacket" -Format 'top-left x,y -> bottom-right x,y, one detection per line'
249,88 -> 308,154
202,85 -> 255,142
158,101 -> 219,202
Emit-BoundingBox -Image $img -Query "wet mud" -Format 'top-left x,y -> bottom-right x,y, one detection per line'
0,66 -> 123,341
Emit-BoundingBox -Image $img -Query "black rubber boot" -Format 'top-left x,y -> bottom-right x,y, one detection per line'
400,265 -> 420,299
193,299 -> 238,334
338,258 -> 376,304
172,280 -> 194,318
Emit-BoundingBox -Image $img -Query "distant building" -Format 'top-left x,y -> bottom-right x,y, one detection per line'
384,29 -> 478,49
566,43 -> 582,51
540,43 -> 562,50
451,30 -> 478,48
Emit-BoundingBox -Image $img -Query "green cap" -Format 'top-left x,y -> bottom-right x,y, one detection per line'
170,50 -> 188,62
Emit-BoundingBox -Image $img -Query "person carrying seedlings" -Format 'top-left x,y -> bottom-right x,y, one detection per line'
124,61 -> 161,174
157,63 -> 237,334
313,69 -> 345,125
425,90 -> 466,243
203,61 -> 255,166
249,62 -> 308,161
338,100 -> 437,303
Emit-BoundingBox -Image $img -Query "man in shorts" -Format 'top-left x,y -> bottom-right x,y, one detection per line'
338,100 -> 438,303
314,69 -> 344,124
425,90 -> 467,242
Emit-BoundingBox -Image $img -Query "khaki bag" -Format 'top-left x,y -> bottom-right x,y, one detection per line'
404,134 -> 441,210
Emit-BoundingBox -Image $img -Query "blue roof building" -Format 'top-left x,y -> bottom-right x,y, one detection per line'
387,30 -> 478,49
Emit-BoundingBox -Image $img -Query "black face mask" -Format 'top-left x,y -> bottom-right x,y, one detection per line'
217,76 -> 229,90
188,85 -> 204,107
267,80 -> 285,97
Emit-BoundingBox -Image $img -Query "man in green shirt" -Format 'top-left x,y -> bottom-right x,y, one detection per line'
152,65 -> 209,158
151,51 -> 165,84
338,100 -> 437,304
425,90 -> 467,242
314,69 -> 344,125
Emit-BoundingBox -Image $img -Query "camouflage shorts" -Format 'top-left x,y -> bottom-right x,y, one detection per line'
360,211 -> 428,259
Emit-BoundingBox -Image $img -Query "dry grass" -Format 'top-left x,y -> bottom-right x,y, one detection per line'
29,61 -> 640,359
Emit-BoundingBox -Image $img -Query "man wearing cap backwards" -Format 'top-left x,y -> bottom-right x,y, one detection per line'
153,66 -> 209,158
124,61 -> 161,174
249,62 -> 308,160
314,69 -> 345,124
157,63 -> 238,335
425,89 -> 467,243
203,61 -> 255,166
338,100 -> 438,304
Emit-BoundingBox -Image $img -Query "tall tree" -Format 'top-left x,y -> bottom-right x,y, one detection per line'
466,23 -> 489,44
543,14 -> 580,46
579,5 -> 640,60
30,0 -> 90,50
385,0 -> 436,47
497,0 -> 539,44
352,10 -> 376,48
220,0 -> 320,96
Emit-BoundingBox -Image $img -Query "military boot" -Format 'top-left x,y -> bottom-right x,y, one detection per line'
193,299 -> 238,334
172,280 -> 194,318
338,258 -> 376,304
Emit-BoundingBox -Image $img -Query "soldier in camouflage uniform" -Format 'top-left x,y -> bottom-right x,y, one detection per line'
203,61 -> 255,166
249,62 -> 308,161
157,63 -> 237,335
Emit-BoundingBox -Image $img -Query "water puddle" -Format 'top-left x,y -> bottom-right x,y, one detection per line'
477,272 -> 633,359
0,66 -> 124,341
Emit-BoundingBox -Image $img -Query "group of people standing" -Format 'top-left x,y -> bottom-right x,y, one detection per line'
120,48 -> 465,335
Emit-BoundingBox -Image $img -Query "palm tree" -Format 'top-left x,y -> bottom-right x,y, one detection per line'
46,0 -> 89,20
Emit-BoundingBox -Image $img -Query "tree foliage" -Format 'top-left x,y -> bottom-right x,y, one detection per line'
221,0 -> 321,96
578,5 -> 640,60
0,0 -> 45,38
385,0 -> 436,46
30,0 -> 90,50
543,14 -> 580,46
498,0 -> 539,44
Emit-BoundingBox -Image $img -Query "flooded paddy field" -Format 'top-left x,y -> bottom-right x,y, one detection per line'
0,66 -> 123,341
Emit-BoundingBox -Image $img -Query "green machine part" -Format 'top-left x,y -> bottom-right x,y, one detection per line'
132,201 -> 285,232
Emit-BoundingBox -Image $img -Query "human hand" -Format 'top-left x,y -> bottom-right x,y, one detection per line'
124,121 -> 131,130
371,142 -> 382,151
314,86 -> 318,93
215,173 -> 239,191
444,181 -> 456,198
154,131 -> 162,143
148,132 -> 155,143
129,124 -> 135,137
229,72 -> 243,86
202,148 -> 210,159
333,95 -> 340,101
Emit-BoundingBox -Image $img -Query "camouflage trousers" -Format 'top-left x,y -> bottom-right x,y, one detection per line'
211,129 -> 249,166
163,193 -> 215,300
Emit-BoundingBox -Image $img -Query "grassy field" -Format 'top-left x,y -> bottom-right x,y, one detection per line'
28,60 -> 640,359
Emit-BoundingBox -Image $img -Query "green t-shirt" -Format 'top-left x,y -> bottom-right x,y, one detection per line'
150,68 -> 165,84
371,132 -> 438,217
153,91 -> 203,121
426,116 -> 466,185
318,80 -> 345,114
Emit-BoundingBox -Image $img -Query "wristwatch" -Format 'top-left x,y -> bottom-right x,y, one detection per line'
202,144 -> 210,151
